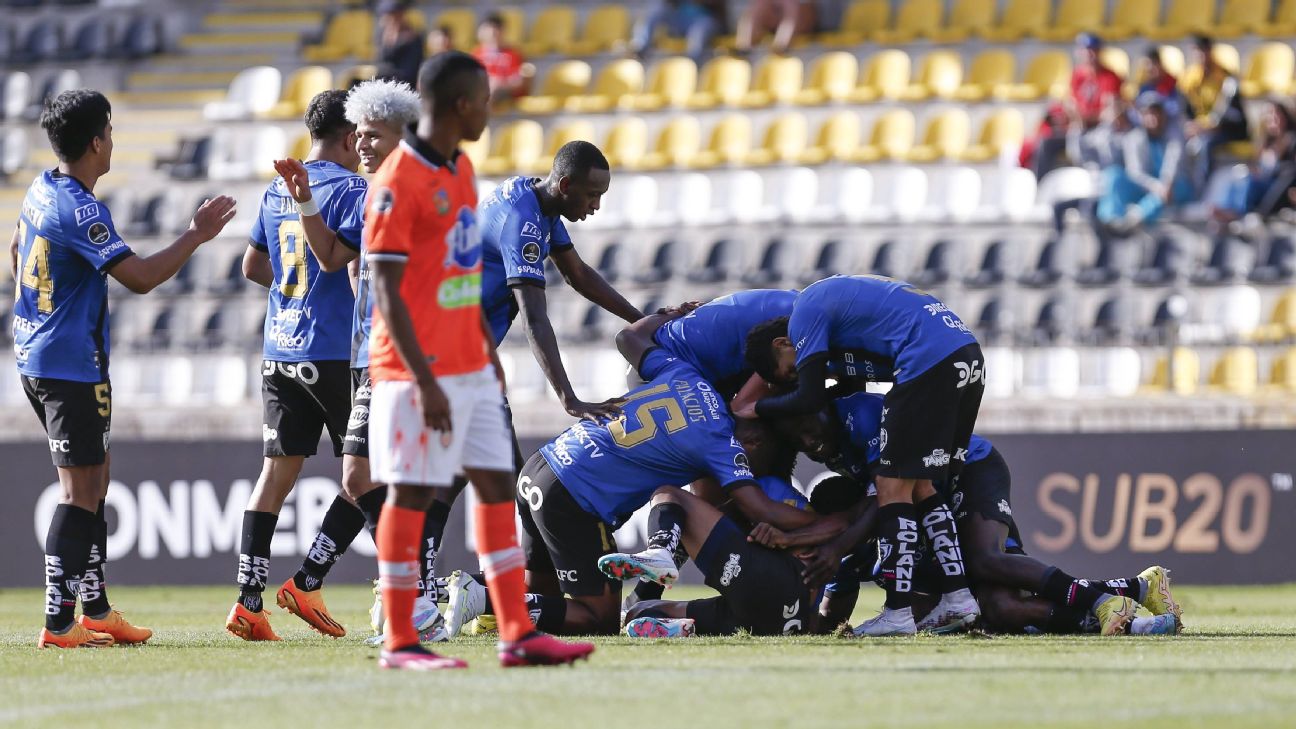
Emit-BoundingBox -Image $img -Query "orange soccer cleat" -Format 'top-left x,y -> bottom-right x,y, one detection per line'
225,602 -> 281,641
37,623 -> 115,649
79,610 -> 153,645
276,579 -> 346,638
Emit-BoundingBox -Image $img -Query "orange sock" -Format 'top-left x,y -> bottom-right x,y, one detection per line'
377,503 -> 424,651
474,501 -> 534,642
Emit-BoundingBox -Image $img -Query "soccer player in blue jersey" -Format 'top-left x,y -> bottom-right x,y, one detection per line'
14,90 -> 236,648
225,90 -> 368,641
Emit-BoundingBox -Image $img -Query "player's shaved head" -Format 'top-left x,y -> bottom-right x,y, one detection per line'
304,89 -> 355,142
418,51 -> 488,114
553,141 -> 609,182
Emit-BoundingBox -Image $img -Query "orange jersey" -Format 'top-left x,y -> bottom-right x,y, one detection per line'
365,136 -> 488,382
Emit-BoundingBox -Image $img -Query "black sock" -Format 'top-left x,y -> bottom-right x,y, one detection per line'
293,495 -> 367,591
630,543 -> 689,604
236,511 -> 278,612
1042,605 -> 1097,634
915,493 -> 969,595
645,501 -> 684,554
44,504 -> 97,632
1038,566 -> 1111,611
1091,576 -> 1146,603
877,502 -> 920,610
79,499 -> 112,618
417,500 -> 452,601
525,593 -> 568,634
354,485 -> 387,540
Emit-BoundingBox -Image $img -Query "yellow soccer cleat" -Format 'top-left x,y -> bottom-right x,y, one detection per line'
1137,565 -> 1182,620
38,623 -> 115,649
1094,595 -> 1137,636
467,615 -> 498,636
276,579 -> 345,638
79,610 -> 152,645
225,602 -> 281,641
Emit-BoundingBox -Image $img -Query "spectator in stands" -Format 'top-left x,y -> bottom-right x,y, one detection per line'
1136,47 -> 1184,122
1209,101 -> 1296,225
426,25 -> 453,55
473,13 -> 531,106
1182,35 -> 1249,193
736,0 -> 816,55
1096,94 -> 1192,236
631,0 -> 725,65
376,0 -> 424,88
1066,33 -> 1124,170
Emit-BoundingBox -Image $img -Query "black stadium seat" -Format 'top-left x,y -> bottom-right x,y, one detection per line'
1192,235 -> 1252,285
687,238 -> 739,284
964,240 -> 1006,289
1249,236 -> 1294,285
868,240 -> 896,279
1028,296 -> 1068,345
15,20 -> 62,64
1134,235 -> 1188,286
1090,295 -> 1134,345
911,239 -> 952,287
742,238 -> 790,286
119,15 -> 163,59
801,239 -> 844,286
634,239 -> 681,285
1019,237 -> 1062,288
594,242 -> 623,284
975,296 -> 1008,345
62,16 -> 111,61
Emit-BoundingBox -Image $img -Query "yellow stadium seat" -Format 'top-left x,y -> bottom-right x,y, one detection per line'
603,118 -> 649,169
403,10 -> 428,33
818,0 -> 890,47
998,51 -> 1070,101
1158,45 -> 1186,78
694,115 -> 752,168
433,9 -> 477,53
263,66 -> 333,119
1105,0 -> 1160,39
631,57 -> 697,110
480,120 -> 544,176
1100,47 -> 1130,80
961,109 -> 1024,162
795,52 -> 858,105
1144,0 -> 1215,40
1240,43 -> 1295,97
1038,0 -> 1106,42
1252,289 -> 1296,342
855,109 -> 915,163
1259,0 -> 1296,37
640,117 -> 702,170
689,56 -> 751,108
303,10 -> 374,62
568,4 -> 631,55
742,55 -> 803,107
494,7 -> 526,48
1210,0 -> 1270,38
532,119 -> 596,174
899,51 -> 963,101
981,0 -> 1050,41
337,64 -> 377,90
516,60 -> 591,114
746,114 -> 808,166
1208,347 -> 1259,395
1265,348 -> 1296,394
801,111 -> 861,165
955,50 -> 1014,101
928,0 -> 996,43
521,6 -> 577,56
872,0 -> 941,44
462,126 -> 489,169
906,109 -> 970,162
850,49 -> 910,103
288,132 -> 310,161
566,58 -> 643,113
1143,347 -> 1200,395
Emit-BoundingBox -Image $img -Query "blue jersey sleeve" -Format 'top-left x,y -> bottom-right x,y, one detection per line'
250,189 -> 271,251
788,292 -> 832,367
551,218 -> 573,250
327,177 -> 367,251
696,426 -> 756,490
64,201 -> 132,271
757,476 -> 808,510
500,205 -> 548,287
637,347 -> 676,380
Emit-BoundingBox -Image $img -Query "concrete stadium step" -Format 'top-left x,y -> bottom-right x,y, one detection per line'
221,0 -> 361,9
127,71 -> 241,91
178,31 -> 302,51
202,11 -> 324,32
148,53 -> 278,69
111,90 -> 228,108
111,109 -> 206,128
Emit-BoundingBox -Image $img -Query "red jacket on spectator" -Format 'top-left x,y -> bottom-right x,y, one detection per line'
473,46 -> 525,91
1071,64 -> 1122,126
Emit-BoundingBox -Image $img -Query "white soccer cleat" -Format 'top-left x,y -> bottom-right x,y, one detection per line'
597,548 -> 679,586
413,594 -> 448,642
1129,614 -> 1182,636
625,616 -> 696,639
915,588 -> 981,634
853,606 -> 916,637
443,570 -> 487,639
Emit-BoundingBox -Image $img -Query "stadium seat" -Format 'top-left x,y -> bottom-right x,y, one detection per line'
1212,0 -> 1271,37
337,64 -> 377,90
1143,347 -> 1200,394
867,240 -> 898,278
264,66 -> 332,119
975,296 -> 1010,343
906,109 -> 970,162
925,166 -> 980,221
928,0 -> 996,43
1265,348 -> 1296,393
493,7 -> 526,49
639,116 -> 702,170
630,57 -> 696,111
303,10 -> 373,62
1084,346 -> 1142,397
834,167 -> 875,223
1193,234 -> 1251,285
899,51 -> 963,101
1250,236 -> 1295,285
1105,0 -> 1161,39
568,4 -> 630,55
1100,47 -> 1130,80
965,239 -> 1007,287
479,120 -> 543,176
1239,43 -> 1294,97
2,71 -> 30,121
850,49 -> 910,103
801,111 -> 861,165
981,346 -> 1020,397
880,167 -> 928,221
998,51 -> 1070,100
910,240 -> 954,287
693,115 -> 752,168
872,0 -> 941,44
522,5 -> 577,56
687,239 -> 743,284
517,60 -> 591,114
1134,234 -> 1191,285
1,126 -> 27,179
602,117 -> 648,170
955,50 -> 1015,101
742,55 -> 802,107
119,15 -> 163,60
1208,347 -> 1259,395
207,125 -> 285,181
1019,237 -> 1063,287
533,119 -> 595,174
1252,289 -> 1296,342
1088,295 -> 1136,343
961,109 -> 1024,163
1144,0 -> 1215,40
818,0 -> 889,46
801,238 -> 849,284
15,19 -> 62,64
743,238 -> 793,286
1033,166 -> 1097,218
1259,0 -> 1296,37
1028,296 -> 1072,345
612,174 -> 660,228
794,51 -> 857,105
62,15 -> 110,61
593,241 -> 625,283
1021,347 -> 1081,399
689,56 -> 751,108
976,167 -> 1037,221
769,166 -> 820,222
721,170 -> 774,223
660,172 -> 714,226
567,58 -> 643,113
461,126 -> 489,168
432,9 -> 478,53
746,114 -> 808,166
189,354 -> 249,406
981,0 -> 1050,41
1039,0 -> 1106,42
855,109 -> 915,162
634,239 -> 684,284
1206,285 -> 1264,339
203,66 -> 281,121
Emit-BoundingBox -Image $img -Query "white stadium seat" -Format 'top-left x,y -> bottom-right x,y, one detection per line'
772,166 -> 819,223
1020,346 -> 1080,399
1080,346 -> 1142,397
883,166 -> 928,221
203,66 -> 283,121
981,346 -> 1020,399
189,355 -> 250,406
925,166 -> 981,222
976,167 -> 1037,222
1032,166 -> 1096,221
3,71 -> 30,120
835,167 -> 874,223
207,125 -> 286,182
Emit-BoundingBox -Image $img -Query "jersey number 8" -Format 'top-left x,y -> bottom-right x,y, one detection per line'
278,221 -> 309,299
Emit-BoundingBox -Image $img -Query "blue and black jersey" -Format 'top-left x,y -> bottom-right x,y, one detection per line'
653,288 -> 797,395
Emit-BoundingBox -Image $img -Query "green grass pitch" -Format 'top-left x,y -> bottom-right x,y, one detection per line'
2,584 -> 1295,728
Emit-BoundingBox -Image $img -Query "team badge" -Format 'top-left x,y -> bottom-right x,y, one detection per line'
435,189 -> 450,215
521,242 -> 542,263
372,187 -> 394,214
87,222 -> 111,245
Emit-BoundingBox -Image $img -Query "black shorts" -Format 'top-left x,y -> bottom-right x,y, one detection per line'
688,516 -> 816,635
261,360 -> 351,458
945,447 -> 1025,555
341,368 -> 371,458
875,344 -> 985,481
516,452 -> 618,597
23,376 -> 112,468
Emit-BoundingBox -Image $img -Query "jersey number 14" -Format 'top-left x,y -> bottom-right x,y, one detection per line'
15,220 -> 53,314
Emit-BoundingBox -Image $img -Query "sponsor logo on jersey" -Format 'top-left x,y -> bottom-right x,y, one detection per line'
954,447 -> 968,462
556,569 -> 579,583
371,187 -> 394,214
74,203 -> 100,226
954,359 -> 983,389
13,315 -> 38,335
878,427 -> 888,454
347,404 -> 369,431
520,221 -> 542,240
98,239 -> 126,259
437,272 -> 482,309
521,241 -> 542,264
998,499 -> 1012,516
87,222 -> 111,246
263,424 -> 279,442
347,176 -> 368,190
48,438 -> 71,453
922,449 -> 951,468
719,553 -> 742,587
445,206 -> 482,270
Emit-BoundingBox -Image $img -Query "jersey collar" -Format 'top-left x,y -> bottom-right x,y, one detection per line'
402,125 -> 461,172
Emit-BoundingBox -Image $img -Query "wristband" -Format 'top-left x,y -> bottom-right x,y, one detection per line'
296,197 -> 320,217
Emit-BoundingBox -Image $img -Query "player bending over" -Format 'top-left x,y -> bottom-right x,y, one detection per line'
16,90 -> 236,647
